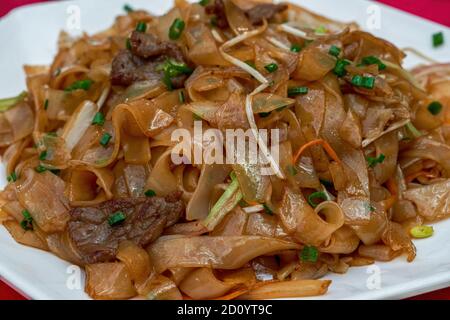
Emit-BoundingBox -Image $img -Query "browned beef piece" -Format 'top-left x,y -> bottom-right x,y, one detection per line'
67,192 -> 184,264
205,0 -> 229,29
129,31 -> 185,61
246,3 -> 288,25
110,31 -> 188,87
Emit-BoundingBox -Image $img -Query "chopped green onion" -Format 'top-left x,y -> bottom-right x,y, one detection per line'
427,101 -> 442,115
136,21 -> 147,33
410,225 -> 434,239
157,59 -> 192,91
307,191 -> 327,208
328,45 -> 341,57
288,86 -> 308,97
35,165 -> 48,173
351,75 -> 375,89
44,99 -> 49,110
54,68 -> 62,77
264,63 -> 278,73
99,133 -> 112,147
46,132 -> 58,137
286,165 -> 298,176
263,204 -> 274,216
361,56 -> 386,70
178,91 -> 185,103
108,211 -> 126,226
366,154 -> 385,168
199,0 -> 210,6
20,210 -> 33,231
39,150 -> 48,161
299,245 -> 318,263
7,172 -> 17,183
92,112 -> 105,126
405,122 -> 422,139
162,73 -> 173,91
145,189 -> 156,197
123,4 -> 134,13
126,38 -> 132,50
203,172 -> 243,230
290,44 -> 301,52
333,59 -> 351,77
169,18 -> 185,40
432,32 -> 444,48
0,91 -> 27,113
64,79 -> 93,92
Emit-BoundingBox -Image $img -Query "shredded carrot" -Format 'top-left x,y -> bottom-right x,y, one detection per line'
293,139 -> 341,165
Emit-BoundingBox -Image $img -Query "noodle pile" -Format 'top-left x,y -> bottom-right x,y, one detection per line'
0,0 -> 449,300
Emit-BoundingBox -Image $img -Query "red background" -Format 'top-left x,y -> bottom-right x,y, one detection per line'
0,0 -> 449,300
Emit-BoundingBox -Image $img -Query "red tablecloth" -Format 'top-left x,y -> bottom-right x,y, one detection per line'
0,0 -> 449,301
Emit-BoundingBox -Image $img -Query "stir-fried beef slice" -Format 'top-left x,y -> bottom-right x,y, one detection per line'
205,0 -> 229,29
246,3 -> 288,25
110,31 -> 188,87
68,192 -> 184,264
129,31 -> 185,61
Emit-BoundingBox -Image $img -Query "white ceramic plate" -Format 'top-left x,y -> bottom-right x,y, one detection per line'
0,0 -> 449,300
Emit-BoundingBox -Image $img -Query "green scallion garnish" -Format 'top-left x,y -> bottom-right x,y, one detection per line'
20,210 -> 33,231
64,79 -> 93,92
427,101 -> 442,115
44,99 -> 49,110
432,31 -> 444,48
263,204 -> 274,216
366,154 -> 385,168
108,211 -> 126,226
169,18 -> 185,40
290,44 -> 301,53
0,91 -> 27,113
299,245 -> 318,263
7,172 -> 17,183
333,59 -> 351,77
264,63 -> 278,73
328,45 -> 341,57
92,112 -> 105,126
39,150 -> 48,161
307,191 -> 327,208
136,21 -> 147,33
361,56 -> 386,70
145,189 -> 156,197
35,165 -> 48,173
199,0 -> 210,6
99,133 -> 112,147
288,86 -> 308,97
123,4 -> 134,13
351,75 -> 375,89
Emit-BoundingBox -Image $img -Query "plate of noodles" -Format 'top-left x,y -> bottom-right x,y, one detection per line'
0,0 -> 449,300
